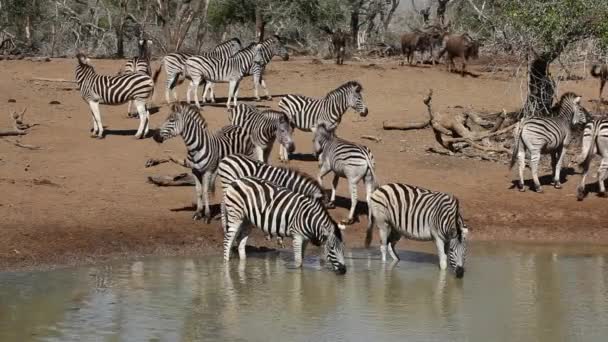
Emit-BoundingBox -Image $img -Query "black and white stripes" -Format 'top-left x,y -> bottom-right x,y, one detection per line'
366,183 -> 468,278
222,176 -> 346,274
75,53 -> 157,139
510,92 -> 586,192
229,103 -> 295,162
577,118 -> 608,200
153,102 -> 254,221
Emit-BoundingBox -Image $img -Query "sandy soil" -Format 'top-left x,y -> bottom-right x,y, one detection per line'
1,56 -> 607,272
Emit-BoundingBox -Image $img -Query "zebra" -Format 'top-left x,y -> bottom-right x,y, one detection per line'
577,118 -> 608,200
75,53 -> 158,139
510,92 -> 586,193
185,42 -> 266,108
365,183 -> 469,278
156,38 -> 242,104
278,81 -> 368,159
313,123 -> 377,225
119,39 -> 153,118
202,35 -> 289,103
229,103 -> 295,163
153,102 -> 255,222
218,153 -> 326,247
222,176 -> 347,274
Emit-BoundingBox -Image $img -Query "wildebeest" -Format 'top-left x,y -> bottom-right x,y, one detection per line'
437,33 -> 479,76
400,31 -> 430,66
591,63 -> 608,102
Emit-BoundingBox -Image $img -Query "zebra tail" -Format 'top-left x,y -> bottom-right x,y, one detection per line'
581,122 -> 600,174
509,121 -> 523,170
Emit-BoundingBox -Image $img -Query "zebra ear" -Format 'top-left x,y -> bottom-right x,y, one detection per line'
337,223 -> 346,231
147,40 -> 153,45
573,96 -> 581,104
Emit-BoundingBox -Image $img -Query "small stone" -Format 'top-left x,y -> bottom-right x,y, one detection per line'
8,99 -> 16,103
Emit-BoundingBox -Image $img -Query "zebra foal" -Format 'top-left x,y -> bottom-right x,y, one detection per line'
577,118 -> 608,200
366,183 -> 469,278
222,176 -> 347,274
278,81 -> 368,160
313,123 -> 377,225
153,103 -> 254,221
229,103 -> 295,163
510,92 -> 586,192
157,38 -> 242,103
75,53 -> 157,139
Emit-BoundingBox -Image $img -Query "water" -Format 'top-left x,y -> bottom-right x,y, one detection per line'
1,243 -> 608,342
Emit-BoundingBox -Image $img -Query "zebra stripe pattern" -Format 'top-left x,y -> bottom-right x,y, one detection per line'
153,102 -> 255,221
278,81 -> 368,159
366,183 -> 468,278
159,38 -> 241,103
185,42 -> 261,108
75,53 -> 156,139
121,39 -> 153,75
222,176 -> 346,274
203,35 -> 289,103
577,118 -> 608,200
313,123 -> 377,225
229,103 -> 295,162
510,92 -> 586,192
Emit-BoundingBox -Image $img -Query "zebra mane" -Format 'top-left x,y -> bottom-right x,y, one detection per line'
325,81 -> 363,98
172,102 -> 207,127
76,53 -> 91,66
285,166 -> 323,189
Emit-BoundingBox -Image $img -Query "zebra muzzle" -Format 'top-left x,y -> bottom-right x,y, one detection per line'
455,266 -> 464,278
152,132 -> 165,143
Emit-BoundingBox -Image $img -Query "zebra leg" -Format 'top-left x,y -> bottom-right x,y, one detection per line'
223,218 -> 244,262
341,178 -> 359,225
317,164 -> 333,208
387,229 -> 401,262
517,146 -> 526,191
552,147 -> 566,189
233,81 -> 241,108
378,221 -> 390,262
192,170 -> 205,220
365,176 -> 374,231
253,73 -> 261,101
191,76 -> 202,108
209,83 -> 216,103
202,81 -> 213,103
530,150 -> 543,192
165,77 -> 174,104
89,101 -> 104,139
236,224 -> 252,260
434,236 -> 448,270
292,235 -> 308,268
89,108 -> 99,137
598,157 -> 608,196
261,79 -> 271,100
227,81 -> 237,109
254,145 -> 265,162
577,166 -> 589,201
134,100 -> 148,139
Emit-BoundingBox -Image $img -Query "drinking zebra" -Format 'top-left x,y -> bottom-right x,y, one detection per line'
119,39 -> 153,118
218,153 -> 326,247
229,103 -> 295,162
153,102 -> 255,221
366,183 -> 469,278
202,35 -> 289,103
278,81 -> 368,159
577,118 -> 608,200
222,176 -> 346,274
510,92 -> 586,192
313,123 -> 377,225
75,53 -> 158,139
157,38 -> 242,104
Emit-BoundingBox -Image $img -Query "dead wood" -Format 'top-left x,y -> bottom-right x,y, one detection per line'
145,158 -> 170,168
1,107 -> 34,137
31,77 -> 76,83
442,123 -> 517,144
0,130 -> 27,137
361,135 -> 382,142
147,173 -> 195,186
383,120 -> 429,130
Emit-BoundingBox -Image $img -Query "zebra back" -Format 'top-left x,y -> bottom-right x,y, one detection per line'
186,43 -> 260,82
580,118 -> 608,173
218,154 -> 325,201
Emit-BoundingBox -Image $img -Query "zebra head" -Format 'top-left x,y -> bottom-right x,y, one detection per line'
345,81 -> 368,117
312,123 -> 335,158
277,114 -> 295,153
154,103 -> 201,143
272,35 -> 289,61
560,93 -> 586,125
447,217 -> 468,278
324,223 -> 347,274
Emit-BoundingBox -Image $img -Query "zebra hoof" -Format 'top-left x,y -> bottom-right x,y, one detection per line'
599,192 -> 607,198
192,212 -> 204,221
96,135 -> 105,140
518,187 -> 526,192
554,183 -> 562,189
340,218 -> 356,225
325,201 -> 336,209
266,96 -> 272,101
577,188 -> 586,201
535,187 -> 544,193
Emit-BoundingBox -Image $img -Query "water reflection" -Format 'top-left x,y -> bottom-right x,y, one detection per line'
0,243 -> 607,341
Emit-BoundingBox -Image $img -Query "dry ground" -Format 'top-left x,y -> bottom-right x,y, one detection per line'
1,56 -> 607,271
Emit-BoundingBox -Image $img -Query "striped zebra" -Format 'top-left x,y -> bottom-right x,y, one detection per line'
510,92 -> 586,192
222,176 -> 347,274
313,123 -> 377,225
278,81 -> 368,158
185,42 -> 263,108
153,102 -> 255,221
229,103 -> 295,163
119,39 -> 153,118
219,153 -> 325,247
202,35 -> 289,103
577,118 -> 608,200
365,183 -> 469,278
157,38 -> 241,104
75,53 -> 158,139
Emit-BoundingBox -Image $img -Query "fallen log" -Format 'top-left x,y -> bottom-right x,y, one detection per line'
31,77 -> 76,83
147,173 -> 195,186
361,135 -> 382,142
383,120 -> 429,130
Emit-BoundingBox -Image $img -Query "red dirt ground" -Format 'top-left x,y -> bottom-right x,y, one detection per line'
1,57 -> 607,271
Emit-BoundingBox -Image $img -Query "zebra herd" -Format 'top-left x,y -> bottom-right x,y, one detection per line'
70,35 -> 608,280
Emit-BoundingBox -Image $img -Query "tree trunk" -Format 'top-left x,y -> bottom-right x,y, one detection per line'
255,5 -> 265,42
116,27 -> 125,58
350,2 -> 361,47
523,54 -> 556,117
